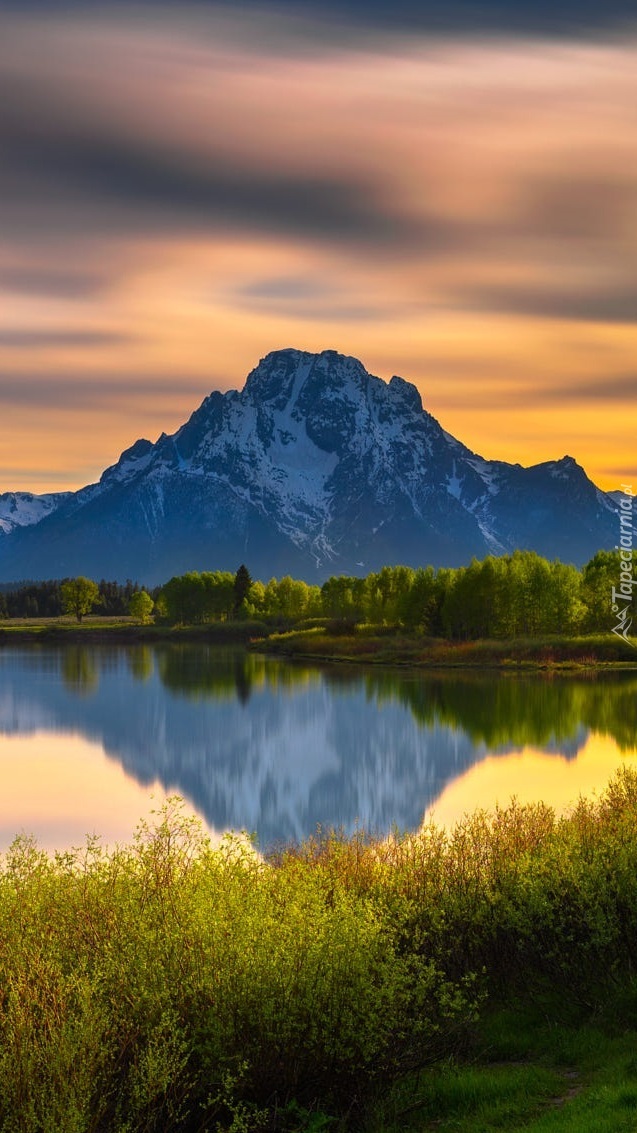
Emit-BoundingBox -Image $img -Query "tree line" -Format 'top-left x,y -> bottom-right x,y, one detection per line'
157,549 -> 621,638
0,549 -> 622,636
0,578 -> 152,620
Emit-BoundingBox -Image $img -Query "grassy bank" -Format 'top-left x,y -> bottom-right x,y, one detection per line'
4,770 -> 637,1130
256,627 -> 637,668
0,615 -> 269,646
2,617 -> 634,668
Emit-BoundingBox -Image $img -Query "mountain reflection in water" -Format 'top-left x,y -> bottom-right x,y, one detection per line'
0,644 -> 636,849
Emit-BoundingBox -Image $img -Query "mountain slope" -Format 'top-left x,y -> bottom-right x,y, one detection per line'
0,349 -> 622,584
0,491 -> 71,536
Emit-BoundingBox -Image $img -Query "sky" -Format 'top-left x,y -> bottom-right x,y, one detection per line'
0,0 -> 635,494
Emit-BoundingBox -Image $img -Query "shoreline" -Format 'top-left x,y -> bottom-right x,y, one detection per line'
0,618 -> 635,670
253,627 -> 637,670
0,618 -> 268,646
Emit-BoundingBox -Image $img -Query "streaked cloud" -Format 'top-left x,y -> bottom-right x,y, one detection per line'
0,373 -> 211,411
0,266 -> 109,299
544,374 -> 637,403
0,330 -> 134,349
0,3 -> 635,493
462,283 -> 637,324
0,0 -> 634,39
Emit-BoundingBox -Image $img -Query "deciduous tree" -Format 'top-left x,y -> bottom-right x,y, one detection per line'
128,590 -> 154,624
60,577 -> 100,623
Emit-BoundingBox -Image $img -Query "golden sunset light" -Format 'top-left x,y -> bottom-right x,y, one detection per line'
2,6 -> 637,1121
0,6 -> 635,494
3,8 -> 637,1123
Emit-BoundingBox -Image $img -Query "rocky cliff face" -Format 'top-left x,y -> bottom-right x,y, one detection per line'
0,348 -> 620,583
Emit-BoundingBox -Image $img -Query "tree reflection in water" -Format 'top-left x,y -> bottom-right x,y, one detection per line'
1,644 -> 636,846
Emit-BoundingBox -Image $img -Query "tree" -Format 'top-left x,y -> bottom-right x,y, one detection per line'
60,577 -> 100,623
245,580 -> 266,617
233,564 -> 252,617
128,590 -> 154,624
581,549 -> 622,632
321,575 -> 366,621
158,571 -> 234,625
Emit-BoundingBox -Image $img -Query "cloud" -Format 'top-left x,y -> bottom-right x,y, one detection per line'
0,266 -> 110,300
0,54 -> 420,251
0,330 -> 134,348
0,373 -> 210,410
462,283 -> 637,324
0,0 -> 634,40
430,372 -> 637,412
231,276 -> 384,321
2,9 -> 635,275
544,374 -> 637,402
0,6 -> 636,494
516,176 -> 636,242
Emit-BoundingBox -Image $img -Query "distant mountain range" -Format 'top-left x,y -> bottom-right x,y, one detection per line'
0,348 -> 623,584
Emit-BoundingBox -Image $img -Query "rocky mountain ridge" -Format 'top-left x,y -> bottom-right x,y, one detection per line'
0,348 -> 620,583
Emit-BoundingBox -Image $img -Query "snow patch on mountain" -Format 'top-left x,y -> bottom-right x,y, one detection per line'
100,438 -> 155,486
0,348 -> 624,583
0,491 -> 71,535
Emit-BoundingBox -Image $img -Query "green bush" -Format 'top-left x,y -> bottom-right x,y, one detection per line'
4,771 -> 637,1129
0,805 -> 476,1131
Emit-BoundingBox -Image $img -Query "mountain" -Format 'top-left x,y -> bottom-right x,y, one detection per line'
0,491 -> 72,536
0,348 -> 622,584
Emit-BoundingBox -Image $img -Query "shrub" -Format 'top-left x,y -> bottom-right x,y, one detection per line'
4,771 -> 637,1129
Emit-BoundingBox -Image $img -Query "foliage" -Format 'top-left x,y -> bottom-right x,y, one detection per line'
0,550 -> 625,640
95,578 -> 147,616
59,577 -> 101,623
128,589 -> 155,623
233,564 -> 252,618
0,579 -> 147,619
159,570 -> 235,624
581,549 -> 623,632
4,772 -> 637,1128
156,550 -> 622,641
261,629 -> 634,667
0,803 -> 474,1131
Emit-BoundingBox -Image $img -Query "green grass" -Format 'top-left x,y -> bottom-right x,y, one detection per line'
0,615 -> 269,644
256,628 -> 637,667
369,1005 -> 637,1133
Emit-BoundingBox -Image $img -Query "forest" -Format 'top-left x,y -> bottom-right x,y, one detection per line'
156,549 -> 621,639
0,548 -> 623,640
0,578 -> 148,620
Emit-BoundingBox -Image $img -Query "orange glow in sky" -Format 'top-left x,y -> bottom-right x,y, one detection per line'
0,9 -> 635,493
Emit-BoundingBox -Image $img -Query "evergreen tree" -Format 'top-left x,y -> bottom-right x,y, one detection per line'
233,564 -> 252,617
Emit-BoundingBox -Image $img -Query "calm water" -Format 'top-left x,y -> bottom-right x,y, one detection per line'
1,643 -> 636,851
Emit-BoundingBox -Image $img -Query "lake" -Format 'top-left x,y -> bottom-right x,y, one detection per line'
1,642 -> 636,852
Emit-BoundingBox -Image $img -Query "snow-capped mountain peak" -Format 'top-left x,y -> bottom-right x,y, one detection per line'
0,349 -> 626,584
